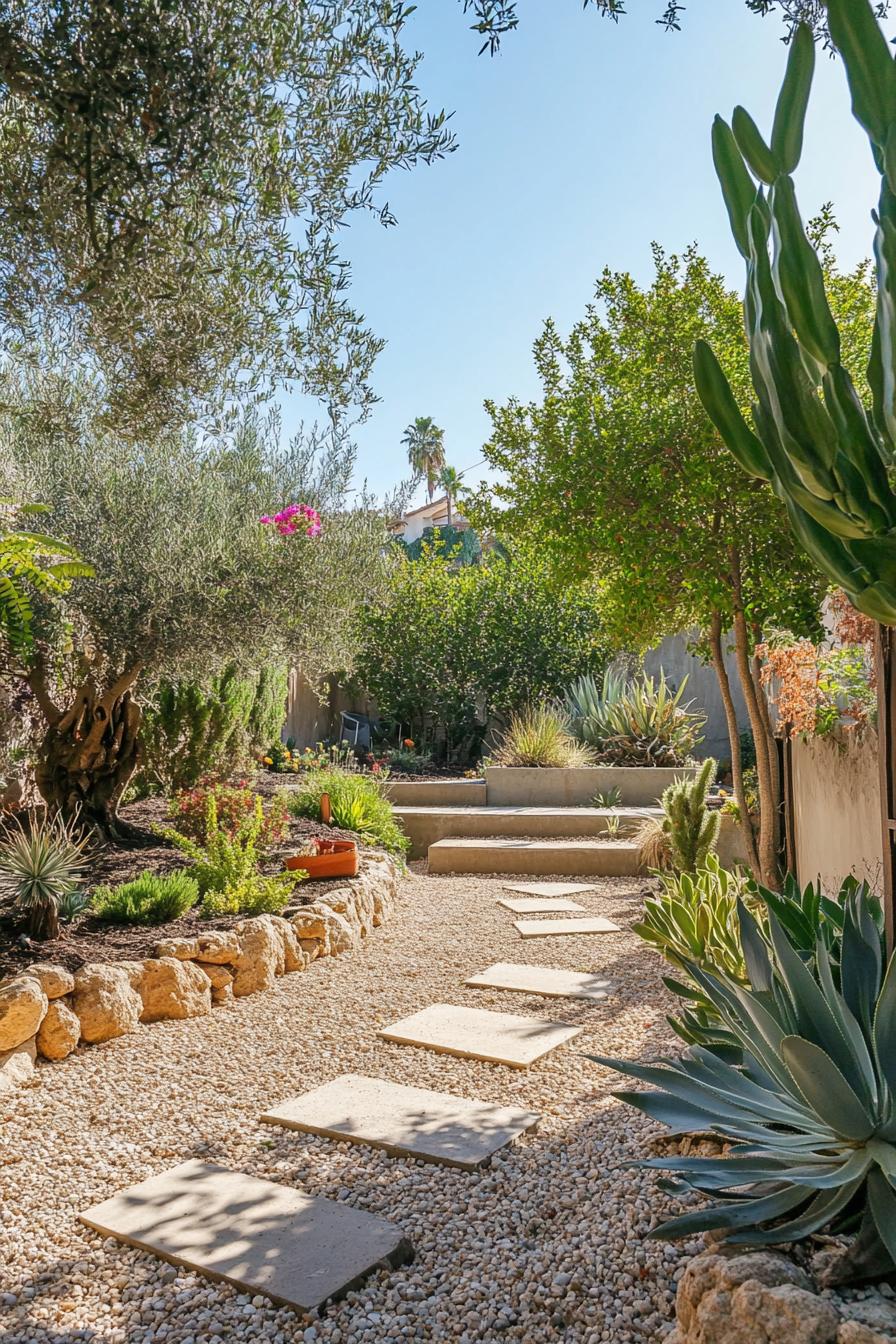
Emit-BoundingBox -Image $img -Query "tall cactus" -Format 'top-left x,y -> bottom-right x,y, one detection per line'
661,757 -> 721,874
694,2 -> 896,625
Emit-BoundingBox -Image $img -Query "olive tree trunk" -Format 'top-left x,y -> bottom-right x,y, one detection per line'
27,660 -> 146,842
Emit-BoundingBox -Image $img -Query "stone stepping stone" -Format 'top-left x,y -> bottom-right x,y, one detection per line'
378,1003 -> 581,1068
514,916 -> 620,938
497,897 -> 586,914
78,1159 -> 411,1312
261,1073 -> 540,1169
503,881 -> 599,898
467,962 -> 614,1002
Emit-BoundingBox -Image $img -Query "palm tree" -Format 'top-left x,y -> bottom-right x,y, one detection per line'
438,465 -> 462,527
401,417 -> 445,501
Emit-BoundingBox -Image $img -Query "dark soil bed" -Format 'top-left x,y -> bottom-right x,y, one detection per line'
0,790 -> 382,978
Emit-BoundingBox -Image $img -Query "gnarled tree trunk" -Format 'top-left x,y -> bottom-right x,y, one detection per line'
27,660 -> 146,842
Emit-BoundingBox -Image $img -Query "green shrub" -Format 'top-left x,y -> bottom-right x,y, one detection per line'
633,856 -> 752,1048
92,871 -> 199,925
0,813 -> 88,940
356,545 -> 607,766
383,746 -> 433,774
564,670 -> 705,767
135,663 -> 288,795
157,794 -> 304,916
287,769 -> 410,857
492,704 -> 596,768
660,758 -> 720,874
600,886 -> 896,1284
199,872 -> 298,918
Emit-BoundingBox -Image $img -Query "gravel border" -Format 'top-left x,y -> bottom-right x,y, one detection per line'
1,871 -> 697,1343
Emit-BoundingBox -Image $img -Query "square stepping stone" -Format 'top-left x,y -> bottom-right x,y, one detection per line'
503,882 -> 598,898
261,1074 -> 540,1169
378,1003 -> 581,1068
467,962 -> 614,1002
497,897 -> 586,914
514,916 -> 620,938
78,1159 -> 411,1312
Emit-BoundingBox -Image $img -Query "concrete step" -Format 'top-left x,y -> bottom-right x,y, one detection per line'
427,836 -> 643,877
394,804 -> 657,859
383,778 -> 486,807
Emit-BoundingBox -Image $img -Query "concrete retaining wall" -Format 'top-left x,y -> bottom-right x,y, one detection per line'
790,731 -> 883,892
484,765 -> 700,808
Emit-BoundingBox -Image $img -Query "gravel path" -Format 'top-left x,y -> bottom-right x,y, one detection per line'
1,870 -> 699,1344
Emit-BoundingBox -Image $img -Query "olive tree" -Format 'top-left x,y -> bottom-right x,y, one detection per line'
0,371 -> 390,836
0,1 -> 454,432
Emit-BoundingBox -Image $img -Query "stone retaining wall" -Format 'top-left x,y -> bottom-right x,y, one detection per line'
0,853 -> 401,1097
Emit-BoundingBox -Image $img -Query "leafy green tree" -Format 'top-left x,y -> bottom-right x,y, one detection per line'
469,244 -> 861,885
0,373 -> 390,837
0,1 -> 454,433
402,417 -> 446,501
357,542 -> 606,763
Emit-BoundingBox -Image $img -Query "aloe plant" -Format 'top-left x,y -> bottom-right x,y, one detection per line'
598,896 -> 896,1283
694,4 -> 896,624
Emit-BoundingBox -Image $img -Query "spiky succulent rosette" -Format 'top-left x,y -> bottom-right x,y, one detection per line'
594,896 -> 896,1274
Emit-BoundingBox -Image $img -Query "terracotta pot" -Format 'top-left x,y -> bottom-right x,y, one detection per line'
285,837 -> 358,879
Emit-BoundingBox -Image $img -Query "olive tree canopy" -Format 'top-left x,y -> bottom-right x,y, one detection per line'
0,0 -> 454,432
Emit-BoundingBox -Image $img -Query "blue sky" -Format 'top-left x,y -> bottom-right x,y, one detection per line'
279,0 -> 885,505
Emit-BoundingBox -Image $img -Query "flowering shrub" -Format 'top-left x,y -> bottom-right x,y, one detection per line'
260,502 -> 322,538
167,778 -> 289,845
759,611 -> 876,742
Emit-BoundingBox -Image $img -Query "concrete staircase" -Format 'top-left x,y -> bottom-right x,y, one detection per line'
391,799 -> 656,876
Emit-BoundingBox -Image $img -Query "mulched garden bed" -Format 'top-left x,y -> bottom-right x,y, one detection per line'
0,790 -> 379,978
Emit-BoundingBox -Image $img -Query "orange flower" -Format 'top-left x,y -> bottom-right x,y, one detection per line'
403,738 -> 415,749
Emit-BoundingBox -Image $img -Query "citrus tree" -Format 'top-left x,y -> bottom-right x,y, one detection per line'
469,243 -> 873,884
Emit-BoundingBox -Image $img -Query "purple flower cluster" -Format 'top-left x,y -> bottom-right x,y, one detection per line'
260,502 -> 322,538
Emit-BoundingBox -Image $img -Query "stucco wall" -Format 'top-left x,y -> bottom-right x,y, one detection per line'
642,632 -> 751,765
790,731 -> 883,892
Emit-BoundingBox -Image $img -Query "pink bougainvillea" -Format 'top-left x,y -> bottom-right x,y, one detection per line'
260,503 -> 322,538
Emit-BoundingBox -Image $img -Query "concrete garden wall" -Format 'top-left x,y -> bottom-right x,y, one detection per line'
484,765 -> 701,808
790,731 -> 883,892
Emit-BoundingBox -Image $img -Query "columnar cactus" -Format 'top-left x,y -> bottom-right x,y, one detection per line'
661,757 -> 721,874
694,1 -> 896,624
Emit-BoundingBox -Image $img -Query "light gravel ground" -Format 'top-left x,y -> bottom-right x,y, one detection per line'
1,870 -> 701,1344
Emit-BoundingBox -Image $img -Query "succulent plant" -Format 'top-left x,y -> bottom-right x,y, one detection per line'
565,670 -> 705,767
694,3 -> 896,623
660,758 -> 720,874
0,812 -> 89,940
597,894 -> 896,1283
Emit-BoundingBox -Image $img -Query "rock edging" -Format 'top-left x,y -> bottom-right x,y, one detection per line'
670,1246 -> 896,1344
0,853 -> 401,1095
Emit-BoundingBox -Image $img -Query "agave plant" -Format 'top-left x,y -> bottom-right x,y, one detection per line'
563,668 -> 629,744
598,895 -> 896,1284
633,855 -> 752,1050
566,670 -> 705,767
0,812 -> 89,939
754,871 -> 885,988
